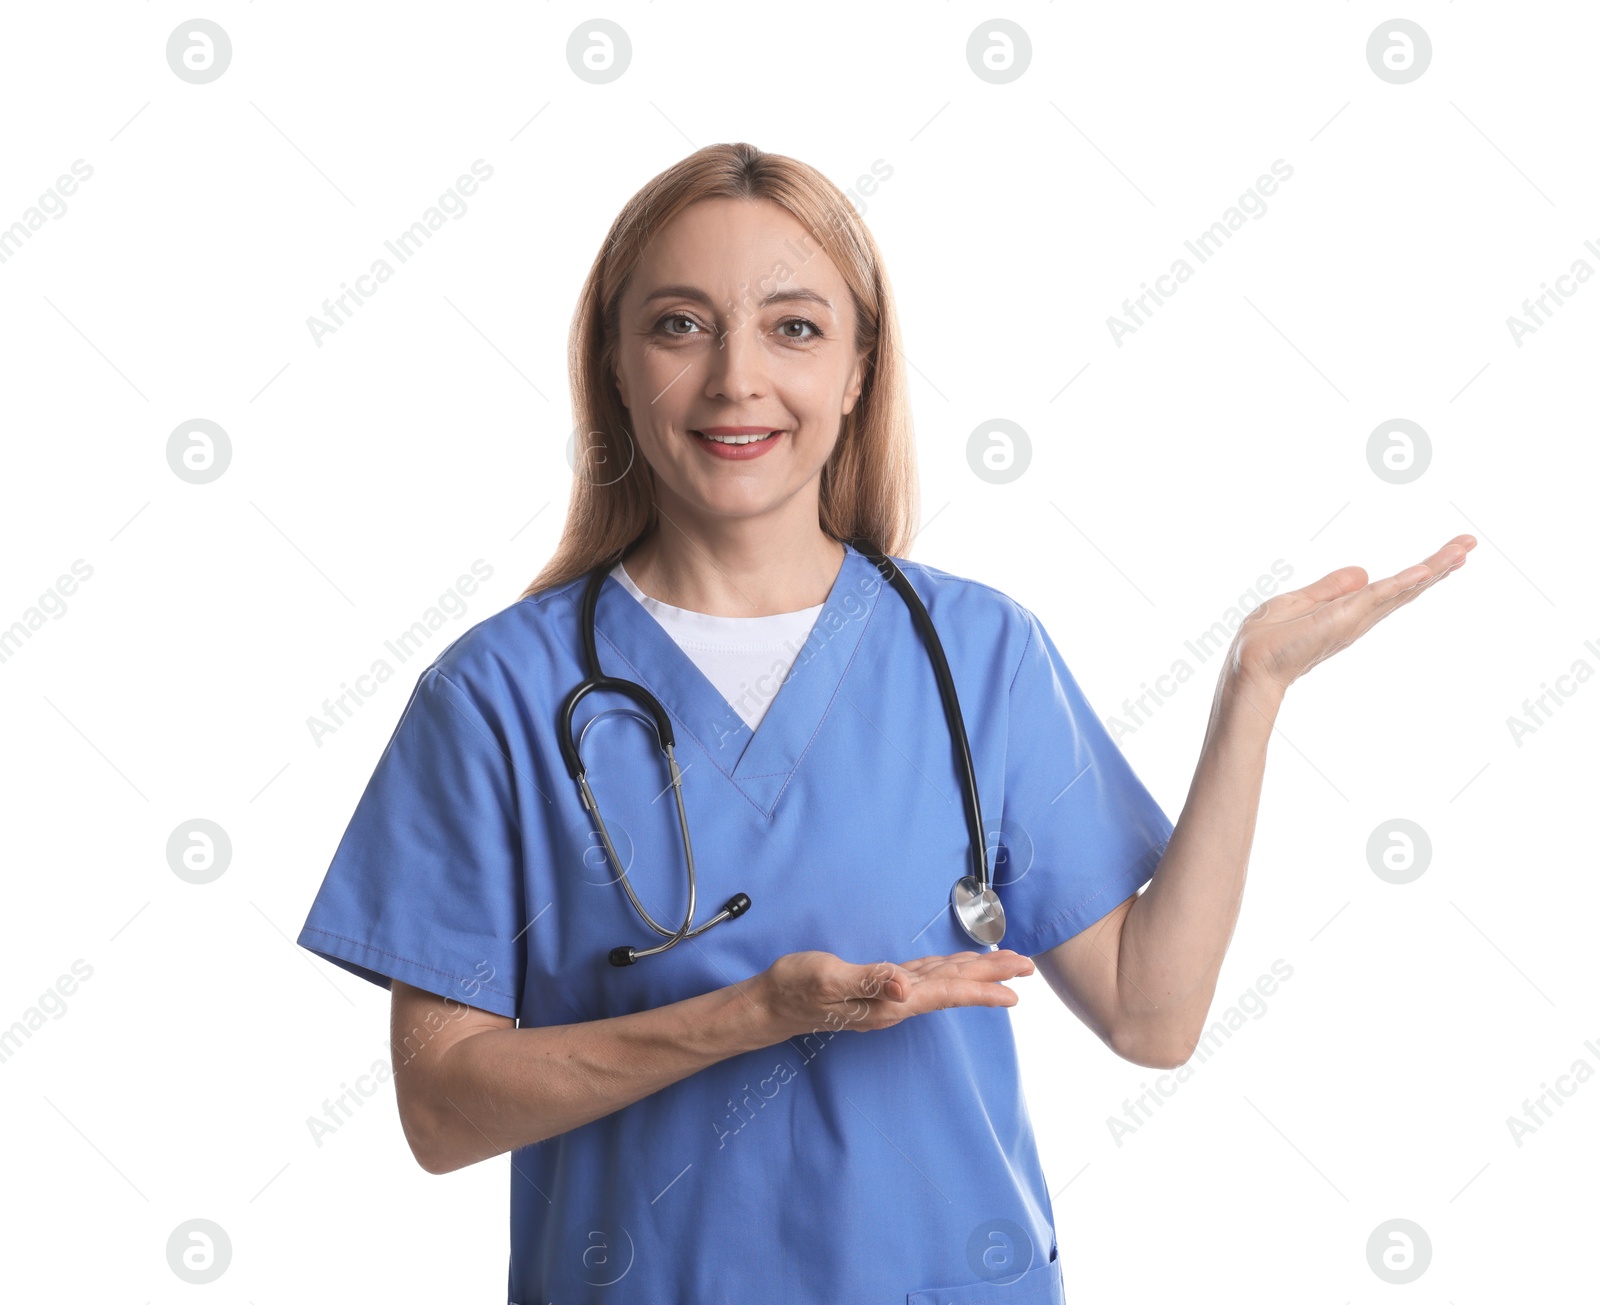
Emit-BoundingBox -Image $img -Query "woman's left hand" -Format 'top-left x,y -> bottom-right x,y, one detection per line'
1230,533 -> 1477,697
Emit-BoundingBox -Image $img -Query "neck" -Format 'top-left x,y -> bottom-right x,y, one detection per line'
622,512 -> 846,617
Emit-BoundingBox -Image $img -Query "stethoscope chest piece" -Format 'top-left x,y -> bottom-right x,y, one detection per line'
951,875 -> 1006,947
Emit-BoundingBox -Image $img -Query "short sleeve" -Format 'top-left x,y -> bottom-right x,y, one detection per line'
996,607 -> 1174,957
296,666 -> 527,1018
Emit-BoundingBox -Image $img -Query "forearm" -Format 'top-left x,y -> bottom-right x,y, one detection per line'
416,974 -> 780,1173
1114,667 -> 1282,1064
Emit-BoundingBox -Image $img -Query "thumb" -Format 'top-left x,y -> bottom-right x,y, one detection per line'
856,960 -> 909,1003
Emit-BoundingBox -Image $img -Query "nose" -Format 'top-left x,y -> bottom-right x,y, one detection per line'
702,312 -> 769,401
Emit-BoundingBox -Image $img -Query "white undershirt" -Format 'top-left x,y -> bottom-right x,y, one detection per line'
609,562 -> 822,733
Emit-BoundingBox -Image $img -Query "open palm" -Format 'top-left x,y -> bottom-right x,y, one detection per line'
1231,534 -> 1476,694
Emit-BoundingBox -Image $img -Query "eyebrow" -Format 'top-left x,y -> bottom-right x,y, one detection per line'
639,283 -> 836,315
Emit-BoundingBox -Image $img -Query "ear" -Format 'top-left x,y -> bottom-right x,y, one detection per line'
840,348 -> 869,417
612,358 -> 630,413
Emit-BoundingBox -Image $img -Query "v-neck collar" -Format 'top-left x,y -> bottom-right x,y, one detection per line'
590,541 -> 884,815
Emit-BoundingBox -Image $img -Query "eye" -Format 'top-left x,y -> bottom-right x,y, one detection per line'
776,317 -> 823,342
655,313 -> 704,338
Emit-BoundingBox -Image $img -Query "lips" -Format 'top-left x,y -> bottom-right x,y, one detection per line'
689,427 -> 785,459
693,429 -> 781,445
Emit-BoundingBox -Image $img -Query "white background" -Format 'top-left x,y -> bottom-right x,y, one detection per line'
1,2 -> 1594,1300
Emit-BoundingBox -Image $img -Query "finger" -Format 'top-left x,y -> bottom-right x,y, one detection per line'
1324,572 -> 1436,640
1378,538 -> 1477,606
1285,565 -> 1370,609
888,976 -> 1017,1016
1287,535 -> 1476,619
968,949 -> 1036,978
1383,558 -> 1465,613
905,951 -> 1035,980
932,976 -> 1024,1010
1320,534 -> 1476,630
852,960 -> 912,1002
1390,534 -> 1476,589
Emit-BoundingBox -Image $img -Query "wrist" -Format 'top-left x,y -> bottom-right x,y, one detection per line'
728,971 -> 789,1053
1218,665 -> 1285,727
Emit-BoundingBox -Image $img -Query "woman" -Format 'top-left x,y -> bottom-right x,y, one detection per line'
296,142 -> 1473,1303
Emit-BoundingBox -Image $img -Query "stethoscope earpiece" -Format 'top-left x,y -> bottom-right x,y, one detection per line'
605,891 -> 751,967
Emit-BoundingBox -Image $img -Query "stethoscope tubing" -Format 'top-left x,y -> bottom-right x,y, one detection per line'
849,540 -> 990,895
557,536 -> 992,963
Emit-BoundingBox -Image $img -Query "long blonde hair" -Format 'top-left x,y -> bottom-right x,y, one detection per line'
520,142 -> 919,598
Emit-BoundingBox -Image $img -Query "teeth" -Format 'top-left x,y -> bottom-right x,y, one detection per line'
699,431 -> 777,445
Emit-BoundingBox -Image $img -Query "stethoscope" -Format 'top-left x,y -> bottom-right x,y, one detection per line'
556,536 -> 1005,966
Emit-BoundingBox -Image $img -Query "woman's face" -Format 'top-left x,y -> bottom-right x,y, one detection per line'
610,197 -> 866,532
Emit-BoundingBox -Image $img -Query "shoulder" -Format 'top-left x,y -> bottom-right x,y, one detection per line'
885,553 -> 1034,629
879,552 -> 1038,677
407,572 -> 592,709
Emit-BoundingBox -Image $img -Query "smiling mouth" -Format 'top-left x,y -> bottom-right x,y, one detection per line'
692,430 -> 782,445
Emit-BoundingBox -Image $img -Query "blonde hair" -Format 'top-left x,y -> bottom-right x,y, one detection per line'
520,142 -> 919,598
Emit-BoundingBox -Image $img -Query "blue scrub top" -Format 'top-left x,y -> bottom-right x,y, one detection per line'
297,541 -> 1173,1305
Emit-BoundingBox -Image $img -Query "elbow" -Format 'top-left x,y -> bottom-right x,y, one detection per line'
399,1098 -> 554,1174
396,1088 -> 478,1175
407,1121 -> 486,1176
1113,1042 -> 1191,1071
398,1106 -> 454,1175
413,1141 -> 457,1177
1109,1021 -> 1195,1071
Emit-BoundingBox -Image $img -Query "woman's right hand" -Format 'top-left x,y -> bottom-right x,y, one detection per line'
753,949 -> 1036,1040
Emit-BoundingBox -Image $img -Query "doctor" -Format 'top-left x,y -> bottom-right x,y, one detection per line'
296,142 -> 1473,1303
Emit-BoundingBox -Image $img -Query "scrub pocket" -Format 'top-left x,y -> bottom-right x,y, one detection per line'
905,1251 -> 1065,1305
